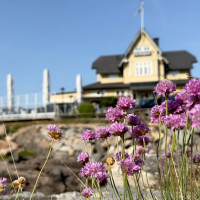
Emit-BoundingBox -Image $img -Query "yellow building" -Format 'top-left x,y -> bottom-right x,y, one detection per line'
82,28 -> 197,104
50,29 -> 197,108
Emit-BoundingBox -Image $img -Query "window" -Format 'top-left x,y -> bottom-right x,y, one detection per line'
108,75 -> 119,79
168,71 -> 179,76
96,90 -> 105,96
116,90 -> 125,96
135,61 -> 152,76
134,46 -> 151,56
141,92 -> 149,99
144,46 -> 150,51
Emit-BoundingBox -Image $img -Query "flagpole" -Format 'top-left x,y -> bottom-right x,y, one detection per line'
141,0 -> 144,29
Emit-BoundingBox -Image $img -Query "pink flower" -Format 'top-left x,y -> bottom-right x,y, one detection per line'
126,114 -> 141,126
81,129 -> 96,141
189,104 -> 200,128
80,162 -> 109,182
0,178 -> 7,194
129,123 -> 150,138
118,154 -> 141,176
96,126 -> 110,140
105,107 -> 125,122
154,79 -> 176,96
163,113 -> 186,131
81,187 -> 93,198
117,96 -> 136,110
109,122 -> 128,137
193,153 -> 200,164
150,105 -> 161,123
77,152 -> 90,163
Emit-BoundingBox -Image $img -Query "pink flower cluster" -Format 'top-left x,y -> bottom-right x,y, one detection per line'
154,79 -> 176,97
189,104 -> 200,128
193,153 -> 200,164
77,152 -> 90,163
126,114 -> 141,126
117,96 -> 136,110
109,122 -> 128,137
81,187 -> 93,198
81,129 -> 96,141
96,127 -> 110,140
129,123 -> 150,138
0,178 -> 7,194
105,107 -> 125,122
164,113 -> 186,131
117,154 -> 141,176
151,78 -> 200,128
80,161 -> 109,182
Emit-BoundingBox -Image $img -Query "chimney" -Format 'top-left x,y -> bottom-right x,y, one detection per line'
153,38 -> 159,46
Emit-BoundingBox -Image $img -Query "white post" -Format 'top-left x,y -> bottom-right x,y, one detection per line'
7,74 -> 14,110
0,97 -> 3,108
16,95 -> 20,107
76,74 -> 82,104
43,69 -> 50,108
34,93 -> 38,113
25,94 -> 29,113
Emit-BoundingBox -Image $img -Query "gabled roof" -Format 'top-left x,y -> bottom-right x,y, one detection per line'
91,29 -> 197,74
163,51 -> 197,70
92,55 -> 123,74
122,28 -> 162,61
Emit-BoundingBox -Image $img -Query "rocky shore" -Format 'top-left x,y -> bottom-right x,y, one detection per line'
0,123 -> 199,198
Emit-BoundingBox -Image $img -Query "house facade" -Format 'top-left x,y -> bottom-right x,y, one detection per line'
82,29 -> 197,103
50,29 -> 197,107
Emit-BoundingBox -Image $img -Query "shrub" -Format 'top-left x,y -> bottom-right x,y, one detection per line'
100,97 -> 118,107
78,102 -> 95,114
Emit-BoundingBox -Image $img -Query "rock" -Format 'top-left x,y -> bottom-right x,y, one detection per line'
59,146 -> 71,152
49,168 -> 63,182
53,151 -> 68,160
0,125 -> 5,136
53,142 -> 63,150
0,140 -> 19,156
68,149 -> 75,157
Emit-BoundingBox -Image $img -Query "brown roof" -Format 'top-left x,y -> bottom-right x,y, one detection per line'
92,51 -> 197,75
92,55 -> 123,74
83,82 -> 129,90
163,51 -> 197,70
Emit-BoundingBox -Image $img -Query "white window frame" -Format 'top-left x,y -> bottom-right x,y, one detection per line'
135,61 -> 152,76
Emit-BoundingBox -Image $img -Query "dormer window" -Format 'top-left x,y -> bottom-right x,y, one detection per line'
134,46 -> 151,56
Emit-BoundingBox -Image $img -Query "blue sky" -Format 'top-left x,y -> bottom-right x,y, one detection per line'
0,0 -> 199,96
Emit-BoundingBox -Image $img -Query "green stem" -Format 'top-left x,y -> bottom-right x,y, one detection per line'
108,165 -> 121,200
29,139 -> 54,200
156,117 -> 164,199
190,128 -> 194,200
97,180 -> 104,200
133,175 -> 139,200
106,139 -> 110,157
164,96 -> 169,198
143,138 -> 155,199
90,142 -> 93,160
15,188 -> 20,200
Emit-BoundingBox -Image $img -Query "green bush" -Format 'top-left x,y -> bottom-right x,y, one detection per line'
100,97 -> 118,107
78,102 -> 95,114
